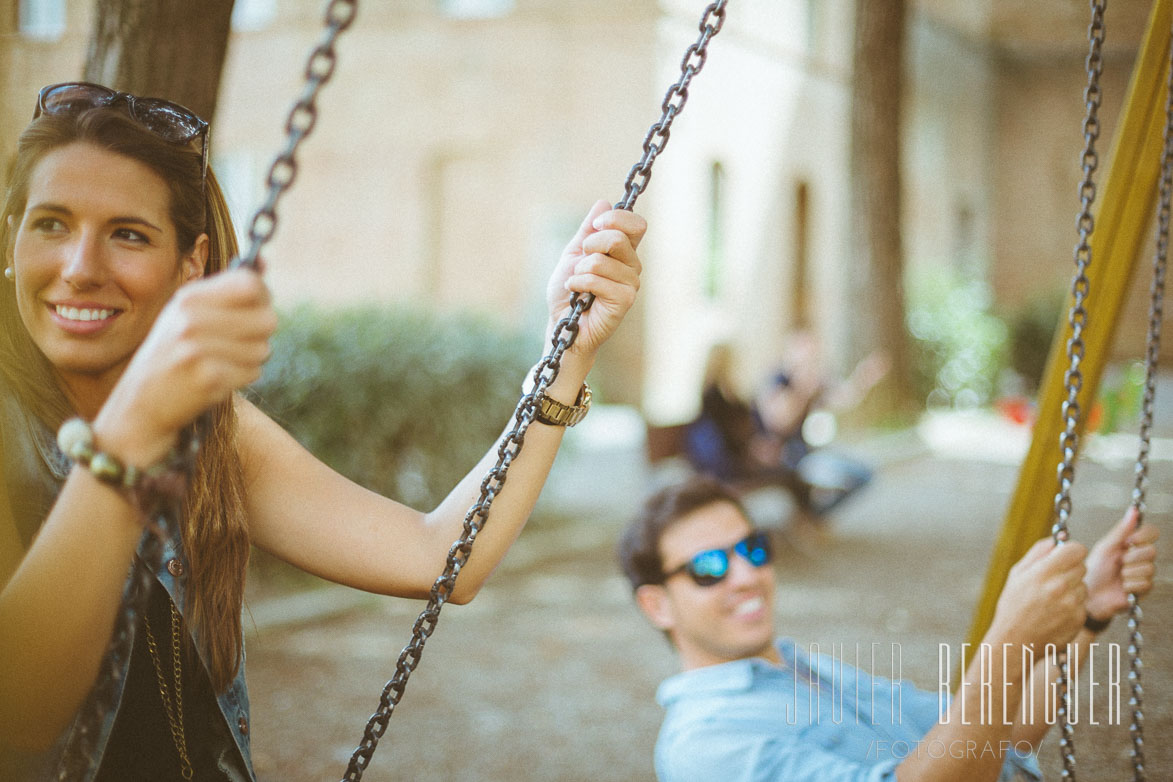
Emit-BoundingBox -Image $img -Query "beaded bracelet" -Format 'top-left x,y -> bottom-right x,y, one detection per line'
56,418 -> 187,513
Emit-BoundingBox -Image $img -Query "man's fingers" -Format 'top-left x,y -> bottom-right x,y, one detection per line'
1019,536 -> 1057,568
1044,540 -> 1087,571
1127,520 -> 1160,548
1101,505 -> 1141,545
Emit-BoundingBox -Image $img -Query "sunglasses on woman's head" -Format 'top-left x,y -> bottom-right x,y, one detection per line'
34,82 -> 209,189
662,531 -> 773,587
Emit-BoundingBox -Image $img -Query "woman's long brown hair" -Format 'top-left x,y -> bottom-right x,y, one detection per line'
1,108 -> 249,692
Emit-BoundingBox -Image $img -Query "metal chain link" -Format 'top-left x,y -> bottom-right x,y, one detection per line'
340,3 -> 730,779
1052,1 -> 1106,779
616,1 -> 728,212
1126,590 -> 1147,781
1123,13 -> 1173,779
233,0 -> 358,271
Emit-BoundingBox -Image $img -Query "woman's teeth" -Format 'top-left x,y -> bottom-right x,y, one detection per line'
56,305 -> 114,322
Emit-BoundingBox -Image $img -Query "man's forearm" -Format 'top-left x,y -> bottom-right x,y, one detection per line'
897,642 -> 1024,782
1010,628 -> 1097,749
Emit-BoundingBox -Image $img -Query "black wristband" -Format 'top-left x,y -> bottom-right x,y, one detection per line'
1084,613 -> 1113,634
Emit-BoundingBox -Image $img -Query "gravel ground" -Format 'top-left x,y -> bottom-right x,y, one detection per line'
241,423 -> 1172,781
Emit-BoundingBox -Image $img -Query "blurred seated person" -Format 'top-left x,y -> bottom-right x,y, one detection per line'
685,344 -> 758,481
684,338 -> 888,520
684,344 -> 813,514
753,332 -> 889,516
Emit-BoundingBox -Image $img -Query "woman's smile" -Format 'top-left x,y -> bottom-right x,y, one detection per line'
48,301 -> 121,333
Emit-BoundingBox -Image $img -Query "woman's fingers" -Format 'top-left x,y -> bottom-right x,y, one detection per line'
591,207 -> 648,251
177,266 -> 270,305
581,225 -> 645,268
568,252 -> 641,291
568,200 -> 613,250
545,201 -> 646,358
173,302 -> 278,344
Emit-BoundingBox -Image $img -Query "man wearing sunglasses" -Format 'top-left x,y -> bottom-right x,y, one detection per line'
617,477 -> 1158,782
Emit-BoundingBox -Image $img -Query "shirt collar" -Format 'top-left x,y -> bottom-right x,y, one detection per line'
656,639 -> 800,707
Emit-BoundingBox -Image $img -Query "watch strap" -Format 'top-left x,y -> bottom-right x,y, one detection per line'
533,383 -> 592,427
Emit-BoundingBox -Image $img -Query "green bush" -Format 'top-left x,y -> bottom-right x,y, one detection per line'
247,305 -> 535,509
906,266 -> 1009,408
1098,361 -> 1147,433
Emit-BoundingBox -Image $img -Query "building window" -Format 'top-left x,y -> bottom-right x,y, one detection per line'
232,0 -> 277,32
439,0 -> 514,20
18,0 -> 66,41
704,161 -> 726,300
791,181 -> 811,329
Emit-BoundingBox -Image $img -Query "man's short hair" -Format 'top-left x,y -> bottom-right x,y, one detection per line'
617,476 -> 749,590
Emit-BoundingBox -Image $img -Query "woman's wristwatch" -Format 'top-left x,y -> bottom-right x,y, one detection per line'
534,383 -> 592,427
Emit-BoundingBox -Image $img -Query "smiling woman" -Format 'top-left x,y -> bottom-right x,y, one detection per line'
0,82 -> 646,781
0,97 -> 258,781
12,143 -> 205,402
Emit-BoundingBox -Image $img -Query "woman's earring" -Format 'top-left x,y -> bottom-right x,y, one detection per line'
3,266 -> 13,282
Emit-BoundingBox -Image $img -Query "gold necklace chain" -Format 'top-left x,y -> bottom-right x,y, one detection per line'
143,600 -> 195,780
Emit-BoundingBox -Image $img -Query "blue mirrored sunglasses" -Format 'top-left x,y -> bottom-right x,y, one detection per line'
662,531 -> 773,587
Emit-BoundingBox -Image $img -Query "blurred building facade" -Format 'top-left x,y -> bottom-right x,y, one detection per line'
1,0 -> 1166,423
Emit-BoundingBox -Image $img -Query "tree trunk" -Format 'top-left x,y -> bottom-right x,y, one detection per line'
84,0 -> 236,125
850,0 -> 915,414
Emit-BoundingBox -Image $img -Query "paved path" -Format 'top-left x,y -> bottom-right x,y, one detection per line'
242,411 -> 1173,781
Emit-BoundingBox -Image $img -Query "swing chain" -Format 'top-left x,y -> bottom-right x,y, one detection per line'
1123,13 -> 1173,781
341,318 -> 576,780
1055,0 -> 1105,546
1053,1 -> 1105,779
1127,592 -> 1147,781
341,3 -> 731,779
616,0 -> 728,212
234,0 -> 358,270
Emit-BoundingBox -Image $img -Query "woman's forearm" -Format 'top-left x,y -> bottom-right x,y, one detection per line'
0,469 -> 145,749
422,349 -> 593,603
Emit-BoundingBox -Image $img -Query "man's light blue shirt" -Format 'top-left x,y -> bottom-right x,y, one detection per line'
654,639 -> 1042,782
